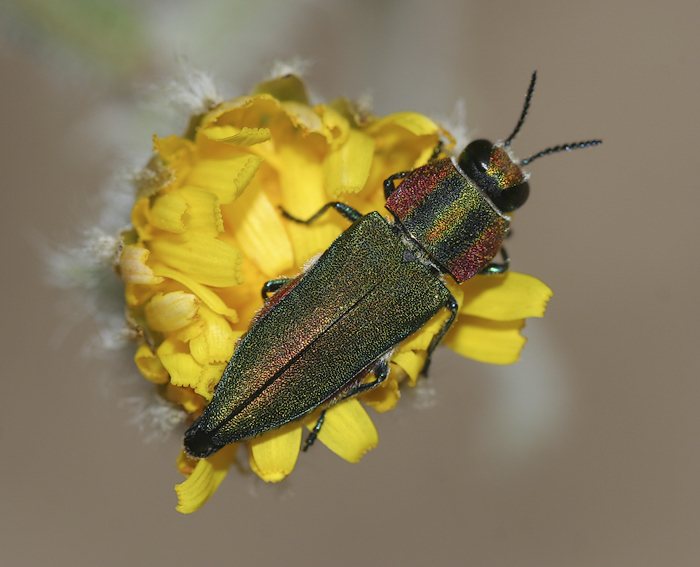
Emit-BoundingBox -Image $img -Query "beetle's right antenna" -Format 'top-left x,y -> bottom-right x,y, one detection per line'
503,70 -> 537,147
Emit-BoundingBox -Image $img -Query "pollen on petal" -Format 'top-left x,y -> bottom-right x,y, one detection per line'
119,245 -> 163,285
248,425 -> 302,482
314,399 -> 378,463
145,291 -> 199,332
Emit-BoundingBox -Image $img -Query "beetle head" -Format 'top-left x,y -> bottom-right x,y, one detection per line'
457,139 -> 529,213
457,71 -> 601,213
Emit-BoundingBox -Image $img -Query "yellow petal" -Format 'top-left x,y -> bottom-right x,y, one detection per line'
367,111 -> 440,137
324,129 -> 375,197
145,291 -> 199,332
174,444 -> 236,514
189,307 -> 238,365
186,155 -> 263,204
119,245 -> 163,285
445,316 -> 526,365
193,363 -> 226,401
153,135 -> 194,182
399,309 -> 450,352
201,125 -> 271,146
178,186 -> 224,236
149,192 -> 187,233
390,350 -> 427,386
316,104 -> 350,148
156,339 -> 203,388
134,343 -> 169,384
151,264 -> 238,323
163,384 -> 206,414
361,374 -> 401,413
253,74 -> 310,104
461,272 -> 553,321
148,234 -> 242,287
313,399 -> 378,463
248,425 -> 302,482
131,197 -> 154,240
222,184 -> 295,277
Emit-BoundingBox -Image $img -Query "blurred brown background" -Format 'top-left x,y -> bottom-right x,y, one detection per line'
1,1 -> 699,565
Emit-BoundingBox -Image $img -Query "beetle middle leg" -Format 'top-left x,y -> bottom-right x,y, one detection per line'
421,294 -> 459,377
302,360 -> 389,452
281,202 -> 361,225
260,277 -> 293,300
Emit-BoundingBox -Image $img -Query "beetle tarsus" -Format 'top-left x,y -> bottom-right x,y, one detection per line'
281,202 -> 361,225
261,277 -> 293,301
479,246 -> 510,275
421,294 -> 459,378
303,410 -> 326,452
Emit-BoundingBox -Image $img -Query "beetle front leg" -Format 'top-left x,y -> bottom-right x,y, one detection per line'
480,246 -> 510,275
261,277 -> 293,301
384,171 -> 410,199
428,139 -> 444,162
421,294 -> 459,377
281,202 -> 361,225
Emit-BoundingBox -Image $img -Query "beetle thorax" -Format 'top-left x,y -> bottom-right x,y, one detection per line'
385,157 -> 510,283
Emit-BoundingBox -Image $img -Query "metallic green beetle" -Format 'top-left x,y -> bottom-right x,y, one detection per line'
184,72 -> 601,458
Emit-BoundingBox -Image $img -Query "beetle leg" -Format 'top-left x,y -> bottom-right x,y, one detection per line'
281,202 -> 361,225
260,277 -> 293,301
480,246 -> 510,275
384,141 -> 444,198
302,361 -> 389,453
428,139 -> 444,162
421,294 -> 459,377
302,410 -> 326,452
342,359 -> 389,398
384,171 -> 410,199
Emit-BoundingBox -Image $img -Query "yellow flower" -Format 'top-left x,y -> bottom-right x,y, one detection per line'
118,74 -> 552,514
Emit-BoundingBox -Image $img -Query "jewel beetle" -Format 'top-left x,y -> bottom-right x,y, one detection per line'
184,71 -> 601,458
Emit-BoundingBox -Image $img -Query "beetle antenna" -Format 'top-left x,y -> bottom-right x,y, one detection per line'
520,139 -> 603,165
503,70 -> 537,147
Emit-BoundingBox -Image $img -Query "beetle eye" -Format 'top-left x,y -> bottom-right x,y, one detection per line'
457,139 -> 493,178
490,181 -> 530,213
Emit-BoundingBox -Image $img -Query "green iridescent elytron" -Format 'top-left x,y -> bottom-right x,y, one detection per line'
184,72 -> 602,458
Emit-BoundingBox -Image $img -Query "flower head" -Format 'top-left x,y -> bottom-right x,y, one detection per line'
118,73 -> 552,513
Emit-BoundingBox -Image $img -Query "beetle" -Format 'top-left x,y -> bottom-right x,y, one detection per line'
184,72 -> 601,458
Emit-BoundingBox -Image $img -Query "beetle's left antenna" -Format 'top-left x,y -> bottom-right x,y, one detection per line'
503,70 -> 537,147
